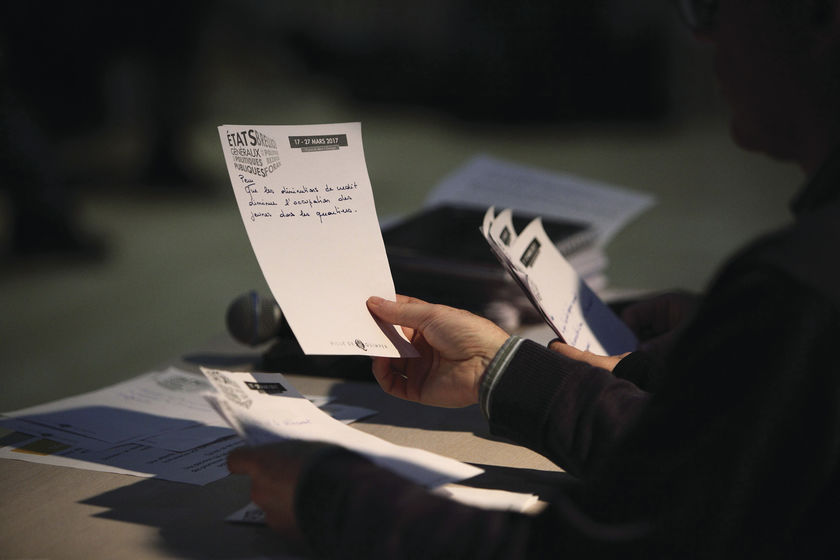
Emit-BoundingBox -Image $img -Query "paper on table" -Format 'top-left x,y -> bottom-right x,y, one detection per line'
0,430 -> 242,485
432,484 -> 542,514
1,367 -> 229,448
0,367 -> 382,484
217,123 -> 416,358
319,402 -> 378,425
483,208 -> 637,355
227,485 -> 540,524
428,154 -> 655,244
201,368 -> 482,488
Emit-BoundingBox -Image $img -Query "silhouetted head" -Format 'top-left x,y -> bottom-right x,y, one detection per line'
681,0 -> 840,174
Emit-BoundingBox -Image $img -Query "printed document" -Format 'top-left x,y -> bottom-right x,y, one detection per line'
218,123 -> 416,358
0,368 -> 377,485
201,367 -> 483,488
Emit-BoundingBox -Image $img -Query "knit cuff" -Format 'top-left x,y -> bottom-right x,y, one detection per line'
479,335 -> 524,420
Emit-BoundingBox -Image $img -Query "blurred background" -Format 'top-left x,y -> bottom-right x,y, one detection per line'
0,0 -> 802,410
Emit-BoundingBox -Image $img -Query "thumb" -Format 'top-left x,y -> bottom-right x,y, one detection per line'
366,296 -> 432,330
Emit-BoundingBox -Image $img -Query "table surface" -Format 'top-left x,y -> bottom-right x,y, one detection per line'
0,341 -> 566,559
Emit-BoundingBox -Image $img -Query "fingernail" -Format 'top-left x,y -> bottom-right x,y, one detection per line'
367,296 -> 385,306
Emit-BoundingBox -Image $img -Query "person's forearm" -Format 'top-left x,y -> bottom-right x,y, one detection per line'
486,340 -> 651,477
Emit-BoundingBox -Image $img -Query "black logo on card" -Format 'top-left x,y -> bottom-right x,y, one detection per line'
244,382 -> 288,395
520,238 -> 541,267
224,129 -> 281,178
500,226 -> 512,246
207,370 -> 252,409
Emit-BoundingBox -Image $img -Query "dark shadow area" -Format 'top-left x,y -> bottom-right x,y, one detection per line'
1,0 -> 681,260
81,475 -> 306,559
257,0 -> 672,123
1,1 -> 211,189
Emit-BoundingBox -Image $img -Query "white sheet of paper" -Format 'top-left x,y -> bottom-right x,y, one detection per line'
428,154 -> 655,244
0,432 -> 242,485
483,209 -> 637,355
318,402 -> 378,424
432,484 -> 541,513
1,368 -> 227,447
217,123 -> 416,358
201,368 -> 482,488
227,485 -> 540,524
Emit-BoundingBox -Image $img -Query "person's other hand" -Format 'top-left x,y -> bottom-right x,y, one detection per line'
366,295 -> 510,407
547,340 -> 629,372
227,441 -> 330,544
620,291 -> 699,354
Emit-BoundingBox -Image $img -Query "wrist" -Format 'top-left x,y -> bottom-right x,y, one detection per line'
478,335 -> 524,419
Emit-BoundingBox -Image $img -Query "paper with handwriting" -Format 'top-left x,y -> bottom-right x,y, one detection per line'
218,123 -> 416,357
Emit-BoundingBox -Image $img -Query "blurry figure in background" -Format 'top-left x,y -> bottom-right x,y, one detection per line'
0,73 -> 107,258
0,1 -> 207,258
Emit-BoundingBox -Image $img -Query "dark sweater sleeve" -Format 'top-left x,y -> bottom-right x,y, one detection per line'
296,447 -> 654,559
612,350 -> 667,390
296,449 -> 533,559
488,341 -> 651,477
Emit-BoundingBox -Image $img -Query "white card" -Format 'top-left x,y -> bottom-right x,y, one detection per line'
218,123 -> 416,357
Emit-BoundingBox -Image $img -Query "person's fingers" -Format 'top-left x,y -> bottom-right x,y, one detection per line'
367,296 -> 438,331
394,293 -> 428,305
548,340 -> 588,361
227,445 -> 258,474
370,356 -> 408,399
548,340 -> 627,371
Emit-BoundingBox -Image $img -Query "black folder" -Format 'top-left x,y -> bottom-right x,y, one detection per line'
382,204 -> 596,313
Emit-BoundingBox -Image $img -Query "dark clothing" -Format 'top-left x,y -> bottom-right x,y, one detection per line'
295,147 -> 840,559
